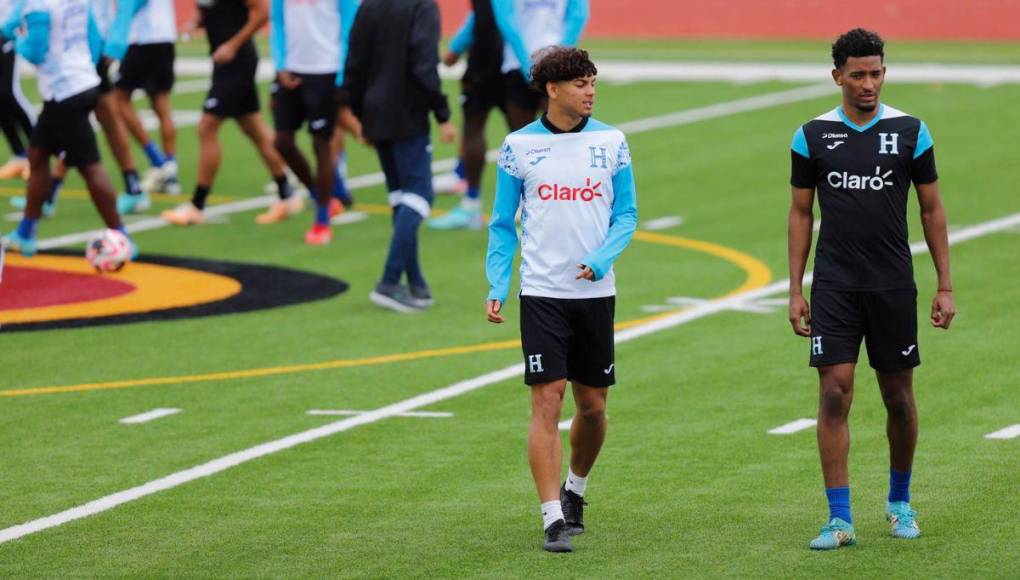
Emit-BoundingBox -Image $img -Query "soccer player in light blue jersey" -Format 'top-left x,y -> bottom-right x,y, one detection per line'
485,46 -> 636,552
0,0 -> 35,181
429,0 -> 589,231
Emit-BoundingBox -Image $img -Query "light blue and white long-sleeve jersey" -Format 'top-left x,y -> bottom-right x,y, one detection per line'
486,116 -> 637,303
490,0 -> 589,76
15,0 -> 99,101
270,0 -> 358,85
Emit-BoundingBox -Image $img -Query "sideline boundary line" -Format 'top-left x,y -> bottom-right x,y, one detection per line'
1,211 -> 1018,544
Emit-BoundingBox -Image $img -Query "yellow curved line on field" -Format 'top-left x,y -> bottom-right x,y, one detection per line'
0,231 -> 770,398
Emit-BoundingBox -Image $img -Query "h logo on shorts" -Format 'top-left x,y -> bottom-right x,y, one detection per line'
812,336 -> 824,356
528,354 -> 544,373
589,146 -> 608,169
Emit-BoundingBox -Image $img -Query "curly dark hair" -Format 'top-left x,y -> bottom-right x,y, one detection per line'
832,28 -> 885,69
529,46 -> 598,94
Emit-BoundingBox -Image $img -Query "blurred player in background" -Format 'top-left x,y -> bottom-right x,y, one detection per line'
344,0 -> 455,311
105,0 -> 180,195
485,47 -> 636,552
429,0 -> 589,231
161,0 -> 299,227
268,0 -> 359,244
2,0 -> 136,260
788,28 -> 955,551
0,0 -> 35,181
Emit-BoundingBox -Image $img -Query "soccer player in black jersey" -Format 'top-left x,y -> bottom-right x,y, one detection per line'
161,0 -> 295,227
787,28 -> 955,550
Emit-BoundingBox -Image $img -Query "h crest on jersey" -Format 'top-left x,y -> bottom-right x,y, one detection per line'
879,132 -> 899,155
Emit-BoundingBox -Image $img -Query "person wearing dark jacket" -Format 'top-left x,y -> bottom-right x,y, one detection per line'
344,0 -> 456,313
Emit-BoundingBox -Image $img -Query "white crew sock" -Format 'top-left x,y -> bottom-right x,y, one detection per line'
565,469 -> 588,497
541,500 -> 564,530
460,197 -> 481,212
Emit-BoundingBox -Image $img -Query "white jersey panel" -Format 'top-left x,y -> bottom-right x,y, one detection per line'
129,0 -> 176,44
25,0 -> 99,101
502,0 -> 566,73
284,0 -> 340,74
92,0 -> 116,36
503,125 -> 627,298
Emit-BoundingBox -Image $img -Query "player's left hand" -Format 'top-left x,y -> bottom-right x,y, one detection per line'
931,290 -> 955,329
575,264 -> 595,281
212,42 -> 237,65
438,121 -> 457,144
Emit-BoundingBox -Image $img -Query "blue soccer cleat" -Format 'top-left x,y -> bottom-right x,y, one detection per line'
426,205 -> 483,230
3,230 -> 38,257
10,196 -> 56,218
117,191 -> 151,215
809,518 -> 856,550
887,502 -> 921,539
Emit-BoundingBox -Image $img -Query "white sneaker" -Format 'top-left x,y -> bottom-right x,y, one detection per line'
142,160 -> 181,195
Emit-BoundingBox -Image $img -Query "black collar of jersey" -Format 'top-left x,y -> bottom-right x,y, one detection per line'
541,114 -> 588,134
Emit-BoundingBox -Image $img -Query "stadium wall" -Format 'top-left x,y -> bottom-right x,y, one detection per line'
435,0 -> 1020,41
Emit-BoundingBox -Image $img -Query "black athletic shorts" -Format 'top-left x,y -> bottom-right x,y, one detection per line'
31,88 -> 100,167
809,288 -> 920,372
460,73 -> 506,114
520,295 -> 616,387
270,73 -> 337,137
116,42 -> 175,94
204,56 -> 260,118
97,57 -> 113,94
504,69 -> 542,112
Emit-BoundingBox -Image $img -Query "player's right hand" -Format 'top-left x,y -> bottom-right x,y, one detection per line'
486,300 -> 504,324
789,293 -> 811,336
278,71 -> 302,90
442,50 -> 461,67
438,122 -> 457,144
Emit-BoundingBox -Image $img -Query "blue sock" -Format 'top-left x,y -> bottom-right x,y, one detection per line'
116,224 -> 128,235
166,154 -> 175,163
47,178 -> 63,204
825,486 -> 852,524
454,158 -> 465,180
142,142 -> 166,168
466,185 -> 480,201
314,196 -> 330,226
889,469 -> 911,503
332,166 -> 351,203
16,216 -> 38,239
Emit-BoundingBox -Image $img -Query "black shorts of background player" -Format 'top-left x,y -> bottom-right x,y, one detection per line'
787,28 -> 956,548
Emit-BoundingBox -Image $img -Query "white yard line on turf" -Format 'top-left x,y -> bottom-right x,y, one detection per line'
642,216 -> 684,231
985,424 -> 1020,440
119,408 -> 181,425
3,211 -> 1019,545
767,418 -> 818,435
307,409 -> 453,418
558,418 -> 574,432
36,83 -> 836,251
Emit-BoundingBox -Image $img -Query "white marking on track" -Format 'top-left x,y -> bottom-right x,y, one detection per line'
306,409 -> 452,418
985,424 -> 1020,440
768,418 -> 817,435
643,216 -> 684,231
119,408 -> 181,425
5,108 -> 1020,547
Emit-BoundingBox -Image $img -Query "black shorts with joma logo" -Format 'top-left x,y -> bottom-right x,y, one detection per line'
809,288 -> 920,372
520,295 -> 615,387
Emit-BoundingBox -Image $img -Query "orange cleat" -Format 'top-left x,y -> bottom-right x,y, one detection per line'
256,195 -> 304,224
0,157 -> 29,180
304,223 -> 332,245
327,197 -> 344,219
161,202 -> 206,226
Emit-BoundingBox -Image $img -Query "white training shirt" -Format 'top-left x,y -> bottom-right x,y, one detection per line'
92,0 -> 116,37
487,117 -> 638,301
280,0 -> 340,74
502,0 -> 566,73
129,0 -> 176,45
24,0 -> 99,101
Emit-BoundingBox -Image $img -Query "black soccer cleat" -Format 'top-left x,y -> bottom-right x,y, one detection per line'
543,519 -> 573,553
560,484 -> 587,536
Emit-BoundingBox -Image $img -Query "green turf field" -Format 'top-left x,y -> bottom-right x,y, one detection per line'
1,39 -> 1019,577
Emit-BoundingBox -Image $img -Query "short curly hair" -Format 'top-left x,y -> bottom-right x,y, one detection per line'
832,28 -> 885,69
529,46 -> 598,94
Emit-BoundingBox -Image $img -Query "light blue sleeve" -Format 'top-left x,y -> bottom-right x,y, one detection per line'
581,142 -> 637,281
561,0 -> 588,46
914,121 -> 933,159
486,143 -> 524,303
270,0 -> 286,71
449,11 -> 474,55
88,7 -> 103,64
1,0 -> 26,40
15,10 -> 49,65
335,0 -> 358,86
102,0 -> 142,60
791,126 -> 809,158
491,0 -> 531,80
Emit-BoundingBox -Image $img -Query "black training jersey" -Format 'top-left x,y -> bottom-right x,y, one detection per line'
197,0 -> 257,60
790,104 -> 938,291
